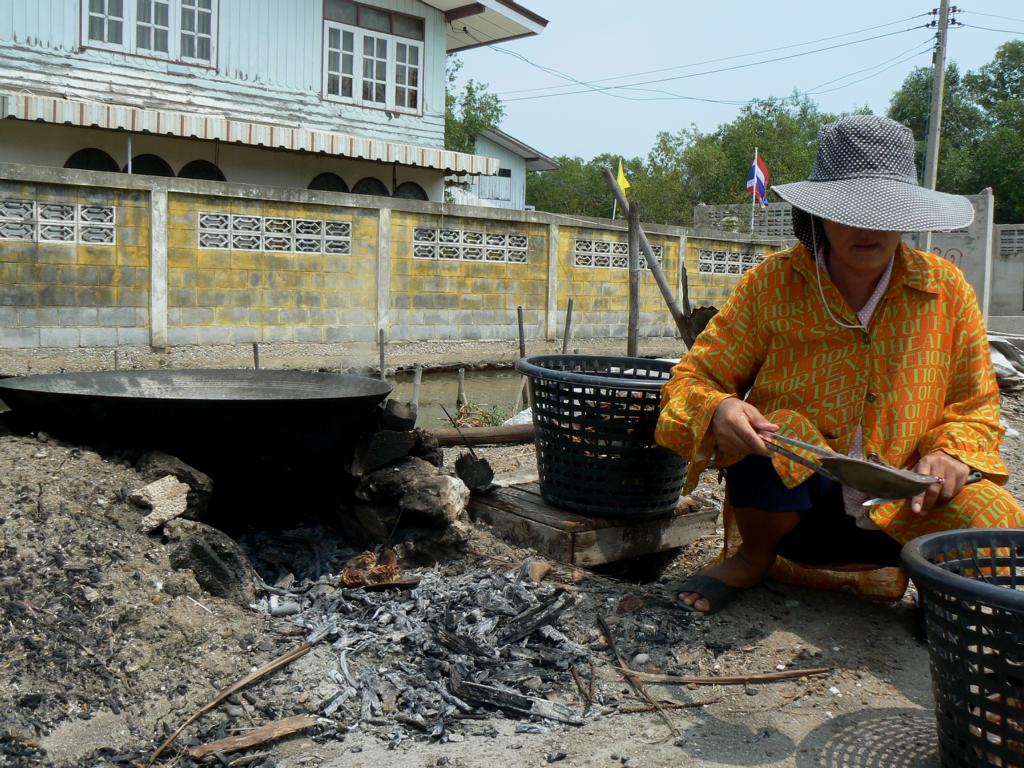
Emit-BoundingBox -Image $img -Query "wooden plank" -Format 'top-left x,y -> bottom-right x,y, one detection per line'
572,508 -> 718,568
432,423 -> 534,447
472,492 -> 589,534
469,498 -> 573,563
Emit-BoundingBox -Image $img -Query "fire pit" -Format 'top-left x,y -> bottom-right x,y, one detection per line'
0,369 -> 392,475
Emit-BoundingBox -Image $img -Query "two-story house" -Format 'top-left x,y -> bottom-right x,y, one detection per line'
0,0 -> 547,200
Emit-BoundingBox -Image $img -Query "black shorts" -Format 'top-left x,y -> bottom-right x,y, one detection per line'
725,454 -> 902,567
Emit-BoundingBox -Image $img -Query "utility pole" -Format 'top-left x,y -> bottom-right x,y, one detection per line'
922,0 -> 951,252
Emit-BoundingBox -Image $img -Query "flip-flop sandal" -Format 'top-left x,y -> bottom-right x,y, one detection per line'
677,573 -> 746,615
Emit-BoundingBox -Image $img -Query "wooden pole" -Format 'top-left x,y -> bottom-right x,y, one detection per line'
252,342 -> 260,370
456,367 -> 467,408
113,349 -> 120,371
561,297 -> 574,354
412,365 -> 423,408
515,305 -> 529,409
378,329 -> 386,381
603,168 -> 689,338
627,202 -> 640,358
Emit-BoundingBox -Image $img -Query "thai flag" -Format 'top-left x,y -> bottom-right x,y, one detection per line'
746,150 -> 769,207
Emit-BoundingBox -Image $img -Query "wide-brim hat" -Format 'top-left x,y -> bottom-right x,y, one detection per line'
772,115 -> 974,248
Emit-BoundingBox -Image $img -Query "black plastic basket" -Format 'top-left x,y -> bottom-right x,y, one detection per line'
902,529 -> 1024,767
514,354 -> 686,519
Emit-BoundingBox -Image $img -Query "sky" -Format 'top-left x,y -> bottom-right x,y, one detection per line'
451,0 -> 1024,160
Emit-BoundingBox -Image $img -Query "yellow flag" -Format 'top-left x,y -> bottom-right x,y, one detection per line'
616,159 -> 630,196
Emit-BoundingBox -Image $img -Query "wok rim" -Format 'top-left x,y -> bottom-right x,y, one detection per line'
0,368 -> 393,403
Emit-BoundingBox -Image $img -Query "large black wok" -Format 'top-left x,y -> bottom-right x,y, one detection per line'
0,369 -> 392,477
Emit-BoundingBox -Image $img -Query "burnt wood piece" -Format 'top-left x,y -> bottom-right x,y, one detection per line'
449,669 -> 583,725
350,430 -> 417,477
498,591 -> 576,645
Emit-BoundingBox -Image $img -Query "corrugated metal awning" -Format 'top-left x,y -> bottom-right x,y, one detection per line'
0,92 -> 501,175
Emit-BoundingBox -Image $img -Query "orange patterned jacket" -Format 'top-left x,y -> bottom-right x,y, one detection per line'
655,241 -> 1006,535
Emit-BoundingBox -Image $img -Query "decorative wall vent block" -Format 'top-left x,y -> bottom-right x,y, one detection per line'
198,213 -> 351,254
572,238 -> 663,270
0,199 -> 115,244
697,248 -> 765,275
413,227 -> 528,263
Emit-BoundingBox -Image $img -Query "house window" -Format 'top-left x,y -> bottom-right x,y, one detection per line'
322,2 -> 424,113
82,0 -> 217,64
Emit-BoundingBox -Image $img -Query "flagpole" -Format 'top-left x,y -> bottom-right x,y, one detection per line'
612,197 -> 618,220
750,147 -> 757,234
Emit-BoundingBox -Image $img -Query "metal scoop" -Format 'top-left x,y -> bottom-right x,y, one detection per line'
759,431 -> 940,498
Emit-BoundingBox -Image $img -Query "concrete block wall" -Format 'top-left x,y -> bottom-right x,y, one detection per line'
390,211 -> 548,343
0,164 -> 789,359
556,225 -> 680,340
166,194 -> 378,345
0,178 -> 150,348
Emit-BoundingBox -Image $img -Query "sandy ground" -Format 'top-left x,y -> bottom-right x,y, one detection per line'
5,390 -> 1024,767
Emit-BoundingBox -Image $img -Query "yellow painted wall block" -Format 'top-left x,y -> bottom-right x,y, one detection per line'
197,251 -> 231,271
78,246 -> 117,266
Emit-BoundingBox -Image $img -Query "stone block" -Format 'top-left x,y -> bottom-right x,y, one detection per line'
181,307 -> 215,325
323,326 -> 351,343
262,290 -> 293,307
15,307 -> 56,326
349,326 -> 377,343
77,286 -> 117,306
117,327 -> 149,345
59,307 -> 99,327
229,326 -> 259,343
297,291 -> 321,308
0,326 -> 40,348
294,326 -> 324,343
35,247 -> 79,265
40,327 -> 80,348
168,327 -> 199,345
96,306 -> 137,327
117,247 -> 150,268
195,290 -> 227,307
117,226 -> 144,247
117,290 -> 148,309
197,251 -> 230,270
262,326 -> 294,342
168,249 -> 196,269
79,327 -> 119,347
181,270 -> 216,289
215,306 -> 258,324
267,270 -> 303,290
194,326 -> 232,344
212,271 -> 249,290
2,286 -> 40,306
230,251 -> 262,270
167,308 -> 181,323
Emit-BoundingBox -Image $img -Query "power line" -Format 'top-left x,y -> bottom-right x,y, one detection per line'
807,45 -> 935,95
961,10 -> 1024,24
804,38 -> 936,93
498,26 -> 927,103
960,22 -> 1024,34
495,12 -> 930,97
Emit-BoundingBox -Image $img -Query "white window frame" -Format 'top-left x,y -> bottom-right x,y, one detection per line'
81,0 -> 218,66
322,20 -> 422,115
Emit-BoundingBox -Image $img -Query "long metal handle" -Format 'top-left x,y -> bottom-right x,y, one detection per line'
761,437 -> 841,483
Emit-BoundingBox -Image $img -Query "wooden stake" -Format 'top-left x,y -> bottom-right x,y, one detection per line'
603,167 -> 690,337
252,342 -> 260,370
627,202 -> 640,358
378,329 -> 386,381
561,297 -> 574,354
113,349 -> 120,371
411,365 -> 423,408
456,367 -> 466,408
515,305 -> 529,410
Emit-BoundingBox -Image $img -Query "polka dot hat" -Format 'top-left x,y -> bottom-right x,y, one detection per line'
772,115 -> 974,248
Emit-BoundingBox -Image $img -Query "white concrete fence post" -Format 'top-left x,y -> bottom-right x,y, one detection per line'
376,207 -> 392,339
546,221 -> 559,341
149,186 -> 168,348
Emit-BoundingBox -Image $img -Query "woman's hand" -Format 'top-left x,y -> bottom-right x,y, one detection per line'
911,450 -> 971,514
711,397 -> 778,458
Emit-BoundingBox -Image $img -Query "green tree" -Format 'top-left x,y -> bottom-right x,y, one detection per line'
444,57 -> 504,153
887,62 -> 985,193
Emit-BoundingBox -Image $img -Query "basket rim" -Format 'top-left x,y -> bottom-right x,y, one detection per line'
900,529 -> 1024,613
515,354 -> 674,392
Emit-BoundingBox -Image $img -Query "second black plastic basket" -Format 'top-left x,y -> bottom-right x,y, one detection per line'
901,529 -> 1024,767
514,354 -> 686,519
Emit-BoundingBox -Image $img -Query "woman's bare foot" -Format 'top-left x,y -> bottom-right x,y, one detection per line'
679,546 -> 775,613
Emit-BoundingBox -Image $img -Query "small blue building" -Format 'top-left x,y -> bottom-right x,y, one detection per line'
0,0 -> 547,200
